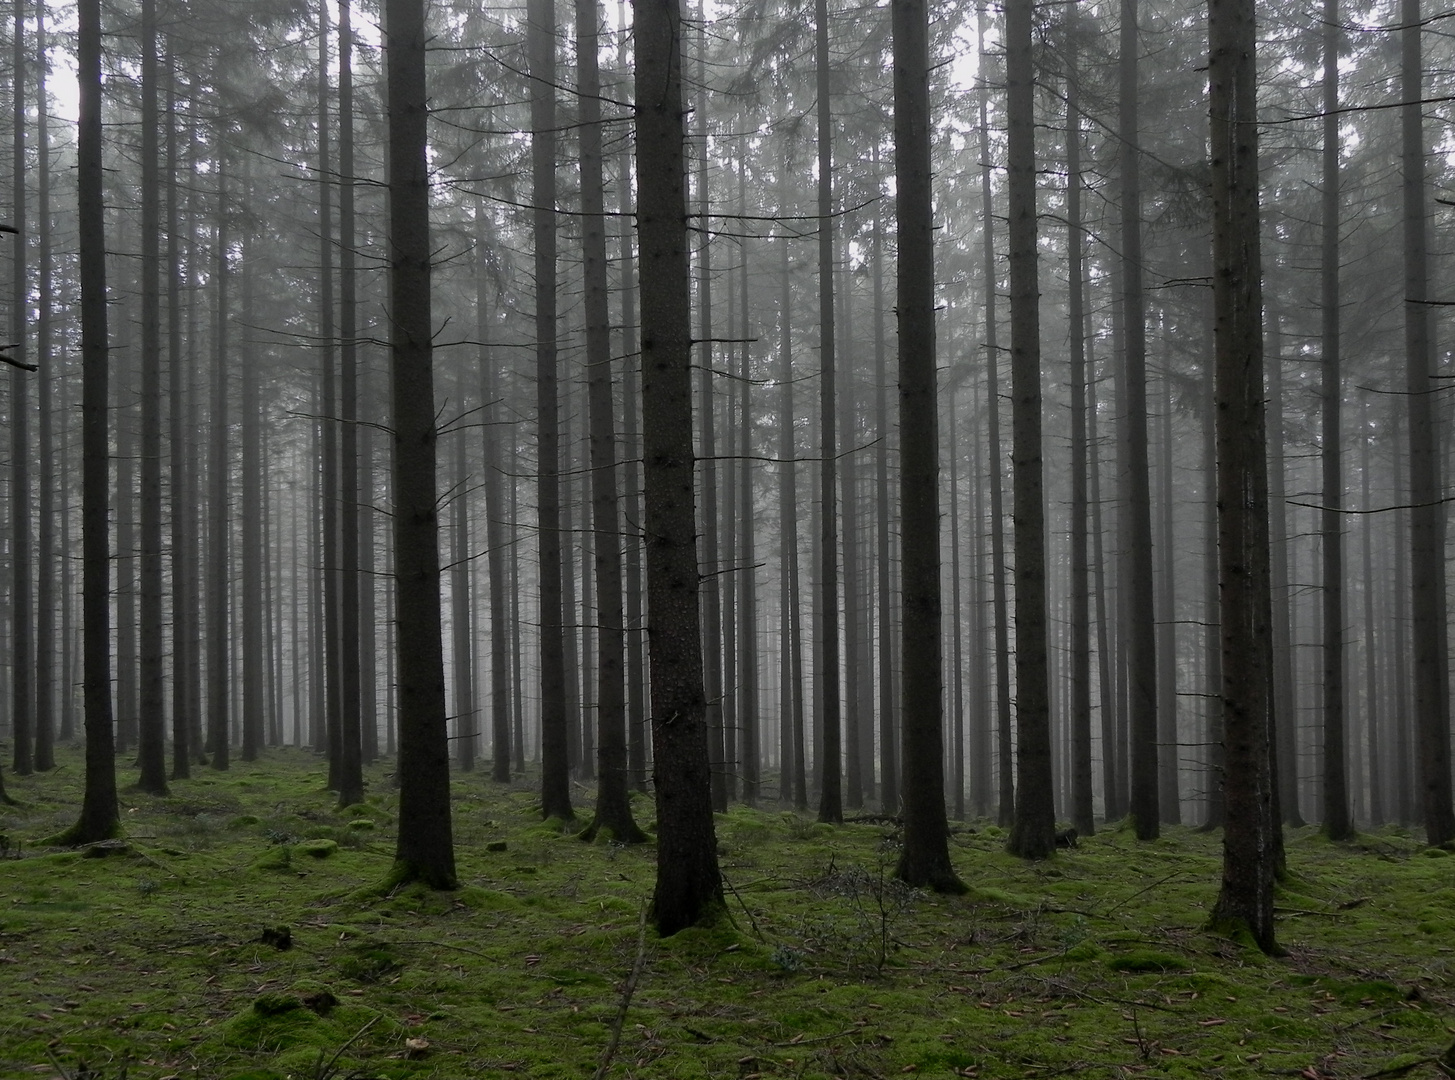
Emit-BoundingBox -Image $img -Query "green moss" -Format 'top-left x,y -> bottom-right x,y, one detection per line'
297,838 -> 339,858
1105,949 -> 1190,973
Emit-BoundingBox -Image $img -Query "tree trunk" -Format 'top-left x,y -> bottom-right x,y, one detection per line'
871,151 -> 900,816
1004,0 -> 1054,861
578,0 -> 643,841
1119,0 -> 1160,840
1156,367 -> 1180,822
384,0 -> 457,889
1066,46 -> 1094,837
1208,0 -> 1278,953
1400,0 -> 1454,848
979,3 -> 1013,827
337,0 -> 364,804
33,1 -> 54,773
813,0 -> 841,825
737,166 -> 760,807
636,0 -> 724,933
892,0 -> 963,892
1361,398 -> 1383,825
207,166 -> 231,772
451,412 -> 475,772
778,231 -> 808,810
10,0 -> 33,779
64,0 -> 120,845
530,0 -> 572,823
1319,0 -> 1351,841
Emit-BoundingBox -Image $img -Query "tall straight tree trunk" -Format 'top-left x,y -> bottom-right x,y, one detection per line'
531,0 -> 572,823
135,0 -> 168,792
947,379 -> 966,820
1400,0 -> 1454,848
1066,47 -> 1095,837
814,0 -> 842,824
478,209 -> 512,783
578,0 -> 643,841
33,1 -> 54,773
1088,344 -> 1118,821
1202,349 -> 1224,826
1361,399 -> 1383,825
871,152 -> 900,815
9,0 -> 32,778
737,166 -> 760,807
1266,314 -> 1301,824
695,12 -> 728,814
451,416 -> 475,772
337,0 -> 364,804
1005,0 -> 1054,860
1156,368 -> 1180,822
359,365 -> 379,765
1208,0 -> 1277,952
318,1 -> 345,790
841,290 -> 865,810
1319,0 -> 1352,840
614,53 -> 648,792
62,0 -> 120,844
240,208 -> 265,763
207,167 -> 230,771
384,0 -> 457,889
892,0 -> 963,892
635,0 -> 724,933
1119,0 -> 1160,839
979,4 -> 1013,826
778,233 -> 808,810
166,45 -> 191,779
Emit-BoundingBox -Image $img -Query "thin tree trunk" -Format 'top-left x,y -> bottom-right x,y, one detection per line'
207,167 -> 231,771
872,150 -> 899,816
979,3 -> 1013,827
10,0 -> 33,779
531,0 -> 572,823
337,0 -> 364,804
737,164 -> 760,807
1361,399 -> 1382,825
34,0 -> 54,773
1156,366 -> 1179,822
1319,0 -> 1351,840
1067,47 -> 1094,837
1120,0 -> 1160,839
451,415 -> 475,772
1005,0 -> 1054,861
778,232 -> 808,810
814,0 -> 841,825
578,0 -> 642,839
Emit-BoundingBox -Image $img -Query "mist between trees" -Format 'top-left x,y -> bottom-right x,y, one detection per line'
0,0 -> 1452,947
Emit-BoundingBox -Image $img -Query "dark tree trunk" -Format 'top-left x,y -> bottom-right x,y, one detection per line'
577,0 -> 643,841
10,0 -> 32,779
531,0 -> 572,823
337,0 -> 365,804
1319,0 -> 1352,841
979,3 -> 1013,827
813,0 -> 841,825
63,0 -> 120,845
1361,399 -> 1383,825
635,0 -> 724,934
1119,0 -> 1160,840
778,232 -> 808,811
384,0 -> 457,890
736,166 -> 760,807
451,413 -> 475,772
240,204 -> 265,764
166,44 -> 191,780
34,1 -> 54,773
871,154 -> 900,816
1066,47 -> 1095,838
892,0 -> 963,892
1208,0 -> 1278,953
1156,368 -> 1180,823
207,166 -> 231,772
1005,0 -> 1054,861
1400,0 -> 1455,848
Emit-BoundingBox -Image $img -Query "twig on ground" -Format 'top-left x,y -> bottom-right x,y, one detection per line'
314,1015 -> 379,1080
720,870 -> 767,942
593,899 -> 649,1080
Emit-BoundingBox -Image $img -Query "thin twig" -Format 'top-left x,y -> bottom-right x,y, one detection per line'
593,900 -> 650,1080
720,870 -> 767,943
314,1015 -> 379,1080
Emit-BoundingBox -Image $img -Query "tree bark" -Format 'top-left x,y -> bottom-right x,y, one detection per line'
531,0 -> 573,823
33,0 -> 54,773
635,0 -> 724,933
1208,0 -> 1278,953
385,0 -> 457,890
1005,0 -> 1054,861
1319,0 -> 1352,841
207,166 -> 231,772
10,0 -> 33,779
1400,0 -> 1454,848
892,0 -> 963,892
64,0 -> 120,844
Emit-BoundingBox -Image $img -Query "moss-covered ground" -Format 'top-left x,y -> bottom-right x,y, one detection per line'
2,747 -> 1453,1079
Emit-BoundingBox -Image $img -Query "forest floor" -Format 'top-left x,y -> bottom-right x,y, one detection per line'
1,747 -> 1453,1080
